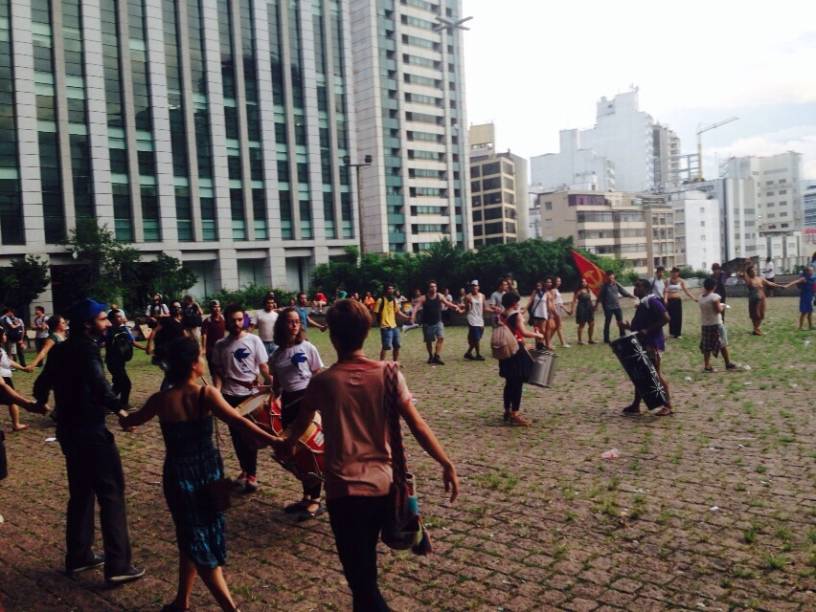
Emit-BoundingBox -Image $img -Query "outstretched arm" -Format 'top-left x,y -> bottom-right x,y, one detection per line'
207,386 -> 279,446
681,280 -> 698,302
397,389 -> 459,503
120,393 -> 160,429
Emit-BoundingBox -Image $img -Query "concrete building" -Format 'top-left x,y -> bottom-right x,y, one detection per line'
666,189 -> 721,271
802,181 -> 816,256
530,88 -> 680,194
535,190 -> 675,275
468,123 -> 528,246
720,152 -> 805,268
0,0 -> 368,311
350,0 -> 471,254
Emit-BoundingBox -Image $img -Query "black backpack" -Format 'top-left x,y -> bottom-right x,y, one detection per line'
109,327 -> 134,363
182,304 -> 203,328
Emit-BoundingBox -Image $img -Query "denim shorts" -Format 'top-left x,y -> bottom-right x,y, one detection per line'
468,325 -> 484,342
380,327 -> 401,350
422,322 -> 444,342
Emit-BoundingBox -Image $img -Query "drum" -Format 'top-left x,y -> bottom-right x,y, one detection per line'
236,392 -> 325,483
527,349 -> 556,388
610,334 -> 668,409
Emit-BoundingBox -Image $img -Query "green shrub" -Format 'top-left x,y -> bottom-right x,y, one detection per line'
205,284 -> 296,313
311,238 -> 627,296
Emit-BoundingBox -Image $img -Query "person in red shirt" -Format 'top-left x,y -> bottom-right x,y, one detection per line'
200,300 -> 226,379
313,289 -> 328,314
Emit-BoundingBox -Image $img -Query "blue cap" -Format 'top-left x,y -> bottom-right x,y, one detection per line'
69,298 -> 109,324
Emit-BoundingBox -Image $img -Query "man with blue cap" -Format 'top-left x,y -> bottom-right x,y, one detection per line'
33,298 -> 144,585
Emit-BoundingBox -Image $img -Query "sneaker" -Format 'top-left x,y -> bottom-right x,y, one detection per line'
463,352 -> 474,360
432,355 -> 445,365
66,553 -> 105,576
725,362 -> 737,370
243,475 -> 258,494
106,565 -> 145,586
232,472 -> 247,489
474,355 -> 485,361
427,356 -> 434,364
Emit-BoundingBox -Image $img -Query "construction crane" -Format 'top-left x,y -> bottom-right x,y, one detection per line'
696,117 -> 738,180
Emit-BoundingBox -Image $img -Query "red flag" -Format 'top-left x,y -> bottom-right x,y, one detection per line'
571,249 -> 605,297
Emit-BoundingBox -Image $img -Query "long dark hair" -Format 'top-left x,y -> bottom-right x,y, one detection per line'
164,337 -> 201,385
272,307 -> 304,350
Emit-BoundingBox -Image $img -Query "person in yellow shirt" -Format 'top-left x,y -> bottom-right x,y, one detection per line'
374,284 -> 410,362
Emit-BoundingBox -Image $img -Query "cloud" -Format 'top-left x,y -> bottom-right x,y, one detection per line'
708,126 -> 816,177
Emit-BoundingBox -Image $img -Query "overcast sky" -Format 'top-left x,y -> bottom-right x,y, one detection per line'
463,0 -> 816,179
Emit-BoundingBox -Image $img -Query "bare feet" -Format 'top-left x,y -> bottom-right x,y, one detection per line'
653,406 -> 673,416
12,424 -> 28,432
509,413 -> 530,427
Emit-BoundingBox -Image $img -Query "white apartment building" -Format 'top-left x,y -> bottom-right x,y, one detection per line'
803,181 -> 816,255
350,0 -> 471,254
530,88 -> 680,194
721,152 -> 805,268
666,189 -> 721,271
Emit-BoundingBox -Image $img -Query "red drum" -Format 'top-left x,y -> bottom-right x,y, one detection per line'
236,393 -> 325,483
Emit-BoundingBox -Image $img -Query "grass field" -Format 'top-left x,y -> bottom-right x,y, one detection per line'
1,297 -> 815,610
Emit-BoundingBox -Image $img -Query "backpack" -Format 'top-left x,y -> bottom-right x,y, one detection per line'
3,317 -> 22,343
182,304 -> 203,328
111,327 -> 134,362
490,314 -> 519,360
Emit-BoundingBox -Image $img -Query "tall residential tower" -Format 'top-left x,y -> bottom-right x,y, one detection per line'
350,0 -> 471,253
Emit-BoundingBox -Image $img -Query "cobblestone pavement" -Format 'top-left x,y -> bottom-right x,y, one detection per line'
2,298 -> 816,611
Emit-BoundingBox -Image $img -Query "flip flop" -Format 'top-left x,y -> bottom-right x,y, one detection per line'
297,502 -> 324,522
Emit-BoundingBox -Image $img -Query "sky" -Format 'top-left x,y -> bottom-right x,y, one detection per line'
462,0 -> 816,179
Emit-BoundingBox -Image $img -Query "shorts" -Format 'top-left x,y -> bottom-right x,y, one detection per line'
380,327 -> 401,350
422,322 -> 444,343
3,376 -> 13,389
467,325 -> 484,343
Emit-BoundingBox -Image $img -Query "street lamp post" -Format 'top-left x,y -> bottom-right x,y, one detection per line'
345,155 -> 372,254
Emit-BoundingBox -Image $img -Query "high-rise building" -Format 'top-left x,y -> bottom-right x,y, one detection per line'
0,0 -> 362,309
468,123 -> 527,246
801,181 -> 816,256
720,152 -> 805,267
350,0 -> 470,253
535,190 -> 675,274
665,189 -> 721,271
531,88 -> 680,194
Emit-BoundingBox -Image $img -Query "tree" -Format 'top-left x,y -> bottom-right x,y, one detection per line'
121,253 -> 197,312
63,222 -> 140,304
0,255 -> 51,313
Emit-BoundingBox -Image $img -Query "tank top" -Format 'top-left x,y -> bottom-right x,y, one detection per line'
465,294 -> 484,327
423,294 -> 442,325
666,280 -> 682,297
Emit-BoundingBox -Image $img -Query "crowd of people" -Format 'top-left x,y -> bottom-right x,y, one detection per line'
2,255 -> 815,611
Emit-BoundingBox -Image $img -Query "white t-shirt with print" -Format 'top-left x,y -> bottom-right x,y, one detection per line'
255,309 -> 279,342
270,341 -> 324,393
0,348 -> 12,378
212,333 -> 269,397
698,292 -> 723,327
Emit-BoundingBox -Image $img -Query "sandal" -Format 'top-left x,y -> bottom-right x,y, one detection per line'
653,406 -> 673,416
297,500 -> 324,522
284,498 -> 312,514
621,405 -> 640,416
509,413 -> 530,427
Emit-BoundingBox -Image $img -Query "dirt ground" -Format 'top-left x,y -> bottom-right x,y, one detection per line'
1,297 -> 815,611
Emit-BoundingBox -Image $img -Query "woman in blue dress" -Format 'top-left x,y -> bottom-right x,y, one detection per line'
784,265 -> 816,331
121,337 -> 278,612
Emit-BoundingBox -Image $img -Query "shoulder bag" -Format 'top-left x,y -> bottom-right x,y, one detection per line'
380,362 -> 432,555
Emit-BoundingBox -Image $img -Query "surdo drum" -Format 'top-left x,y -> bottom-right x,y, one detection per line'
236,393 -> 325,483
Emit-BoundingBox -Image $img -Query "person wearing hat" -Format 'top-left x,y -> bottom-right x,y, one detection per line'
463,280 -> 487,361
33,298 -> 144,585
